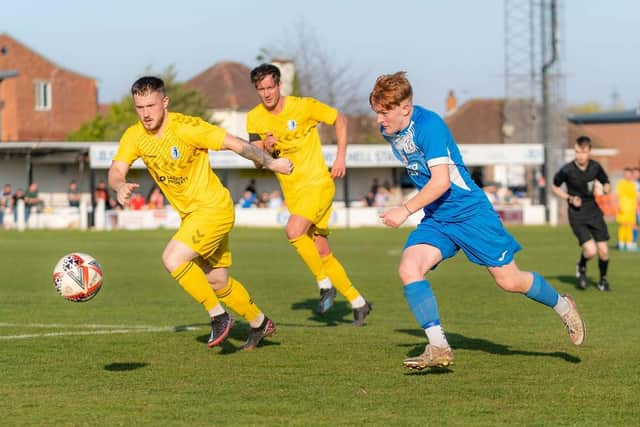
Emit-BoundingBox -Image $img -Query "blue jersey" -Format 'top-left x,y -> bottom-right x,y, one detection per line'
381,105 -> 490,222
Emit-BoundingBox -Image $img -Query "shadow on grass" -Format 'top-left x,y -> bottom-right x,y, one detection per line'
404,366 -> 455,376
104,362 -> 148,371
549,274 -> 591,291
396,329 -> 581,364
291,298 -> 353,326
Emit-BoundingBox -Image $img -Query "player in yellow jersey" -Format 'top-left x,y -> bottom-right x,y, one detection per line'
108,76 -> 293,350
616,167 -> 639,251
246,64 -> 372,326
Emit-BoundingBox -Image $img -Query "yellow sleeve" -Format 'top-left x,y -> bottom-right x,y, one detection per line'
304,97 -> 338,125
113,126 -> 141,165
246,110 -> 258,135
175,115 -> 227,151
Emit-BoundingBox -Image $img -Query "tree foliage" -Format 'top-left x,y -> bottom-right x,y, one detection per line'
256,20 -> 368,115
567,102 -> 602,115
67,65 -> 207,141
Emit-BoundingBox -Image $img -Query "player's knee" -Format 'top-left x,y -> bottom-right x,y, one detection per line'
286,229 -> 303,241
161,250 -> 182,273
494,274 -> 528,293
285,224 -> 305,240
398,262 -> 423,284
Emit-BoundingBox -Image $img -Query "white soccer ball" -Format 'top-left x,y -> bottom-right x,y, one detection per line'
53,253 -> 104,302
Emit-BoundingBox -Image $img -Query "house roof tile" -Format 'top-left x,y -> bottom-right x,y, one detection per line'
184,61 -> 258,110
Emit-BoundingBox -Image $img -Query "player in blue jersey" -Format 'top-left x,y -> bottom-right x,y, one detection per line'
369,72 -> 585,370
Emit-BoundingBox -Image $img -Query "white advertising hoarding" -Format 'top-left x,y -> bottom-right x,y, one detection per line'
90,143 -> 545,169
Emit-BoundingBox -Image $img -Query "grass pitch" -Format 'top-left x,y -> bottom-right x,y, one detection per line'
0,225 -> 638,426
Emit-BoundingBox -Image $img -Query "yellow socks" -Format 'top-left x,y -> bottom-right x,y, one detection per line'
215,277 -> 263,327
322,253 -> 364,307
289,234 -> 327,282
618,224 -> 633,247
171,261 -> 222,314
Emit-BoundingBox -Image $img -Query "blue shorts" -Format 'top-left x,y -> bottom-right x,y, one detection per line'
405,210 -> 522,268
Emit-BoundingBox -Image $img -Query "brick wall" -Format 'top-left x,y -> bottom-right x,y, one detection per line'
580,122 -> 640,175
0,34 -> 97,141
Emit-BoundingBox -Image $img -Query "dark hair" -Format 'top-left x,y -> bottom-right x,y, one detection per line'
576,135 -> 592,148
250,63 -> 281,87
131,76 -> 166,96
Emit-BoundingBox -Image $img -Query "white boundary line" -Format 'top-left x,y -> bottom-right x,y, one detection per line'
0,323 -> 202,340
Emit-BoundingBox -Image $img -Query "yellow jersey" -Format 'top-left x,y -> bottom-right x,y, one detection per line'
246,96 -> 337,197
114,112 -> 232,218
616,179 -> 638,223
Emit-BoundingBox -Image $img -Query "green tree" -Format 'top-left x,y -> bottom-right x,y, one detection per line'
567,102 -> 602,115
67,65 -> 208,141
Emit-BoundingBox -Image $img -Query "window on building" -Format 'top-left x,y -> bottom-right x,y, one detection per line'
34,81 -> 52,110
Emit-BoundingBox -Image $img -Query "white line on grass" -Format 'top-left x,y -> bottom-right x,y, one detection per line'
0,324 -> 202,340
0,323 -> 180,329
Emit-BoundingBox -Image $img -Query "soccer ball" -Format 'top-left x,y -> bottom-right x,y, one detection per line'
53,253 -> 103,302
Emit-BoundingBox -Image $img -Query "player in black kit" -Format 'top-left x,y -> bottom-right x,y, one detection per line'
552,136 -> 612,291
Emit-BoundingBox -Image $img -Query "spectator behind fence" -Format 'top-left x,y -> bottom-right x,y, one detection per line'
483,183 -> 500,205
363,191 -> 375,207
374,186 -> 389,207
147,186 -> 165,209
244,178 -> 257,195
94,180 -> 109,206
24,182 -> 43,222
130,191 -> 146,210
268,190 -> 283,209
256,191 -> 270,208
237,190 -> 256,209
67,180 -> 81,207
1,184 -> 12,228
370,177 -> 380,195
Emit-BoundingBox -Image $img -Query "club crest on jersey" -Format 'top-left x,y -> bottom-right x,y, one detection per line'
287,119 -> 297,131
395,133 -> 417,154
170,146 -> 180,160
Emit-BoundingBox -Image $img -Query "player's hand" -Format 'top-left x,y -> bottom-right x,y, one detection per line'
116,182 -> 140,206
267,157 -> 294,175
330,157 -> 346,178
380,206 -> 410,228
570,195 -> 582,207
263,133 -> 277,154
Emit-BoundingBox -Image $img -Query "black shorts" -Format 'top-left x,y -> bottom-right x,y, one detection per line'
569,213 -> 610,246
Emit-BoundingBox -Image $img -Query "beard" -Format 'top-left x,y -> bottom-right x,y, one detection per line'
143,110 -> 166,133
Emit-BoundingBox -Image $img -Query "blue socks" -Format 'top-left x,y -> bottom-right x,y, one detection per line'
525,272 -> 560,308
404,274 -> 559,330
403,280 -> 440,329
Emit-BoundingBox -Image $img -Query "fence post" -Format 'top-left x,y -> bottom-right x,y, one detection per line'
94,199 -> 106,230
16,199 -> 26,231
79,200 -> 88,230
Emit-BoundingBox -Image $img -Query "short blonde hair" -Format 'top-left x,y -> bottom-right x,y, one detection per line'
369,72 -> 413,110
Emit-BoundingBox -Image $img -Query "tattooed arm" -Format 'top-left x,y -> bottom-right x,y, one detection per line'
221,134 -> 293,175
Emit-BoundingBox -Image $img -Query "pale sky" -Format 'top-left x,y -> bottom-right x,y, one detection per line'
3,0 -> 639,114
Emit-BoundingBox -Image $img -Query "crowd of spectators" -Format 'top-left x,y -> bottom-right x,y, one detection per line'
235,182 -> 284,209
360,178 -> 404,208
234,179 -> 284,209
0,179 -> 173,229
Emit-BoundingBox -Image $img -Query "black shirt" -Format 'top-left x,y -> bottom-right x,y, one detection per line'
553,159 -> 609,219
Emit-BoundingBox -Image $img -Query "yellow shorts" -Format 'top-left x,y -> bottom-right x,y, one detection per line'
287,183 -> 335,235
172,208 -> 234,269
